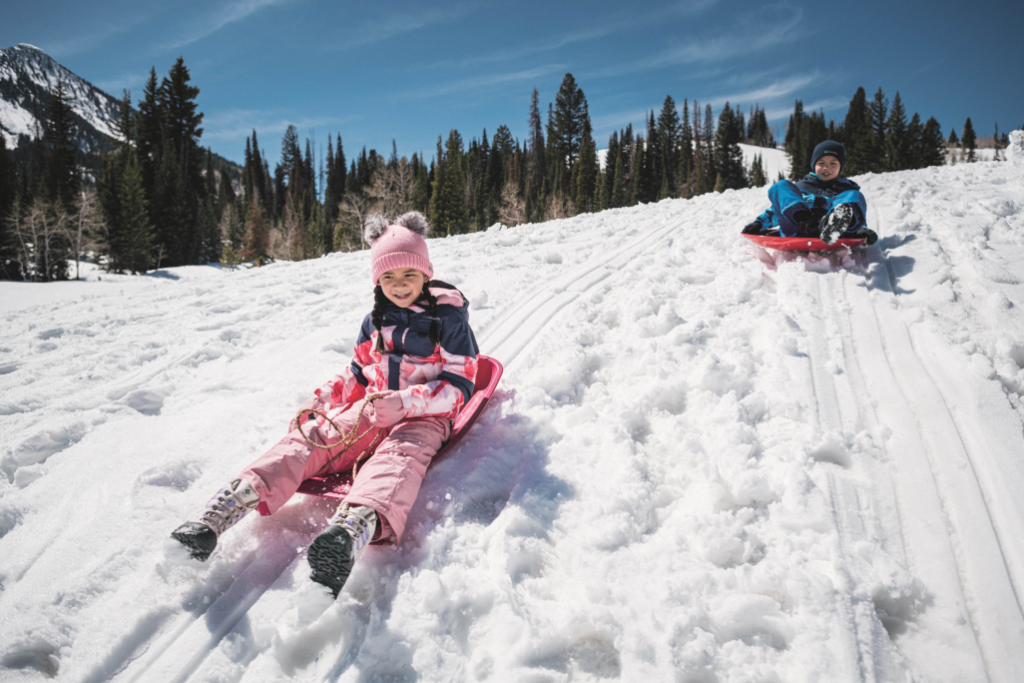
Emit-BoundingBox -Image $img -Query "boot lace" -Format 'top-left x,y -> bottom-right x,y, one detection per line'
198,479 -> 260,535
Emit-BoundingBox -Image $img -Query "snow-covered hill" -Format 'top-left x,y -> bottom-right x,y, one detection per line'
0,43 -> 121,150
2,159 -> 1023,682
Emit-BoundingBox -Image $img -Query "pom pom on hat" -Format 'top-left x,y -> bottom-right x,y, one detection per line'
365,211 -> 434,285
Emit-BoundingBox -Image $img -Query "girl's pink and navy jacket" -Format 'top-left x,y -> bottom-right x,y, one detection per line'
315,284 -> 479,420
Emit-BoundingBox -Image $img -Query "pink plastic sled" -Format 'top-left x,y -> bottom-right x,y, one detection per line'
742,233 -> 866,252
258,354 -> 503,513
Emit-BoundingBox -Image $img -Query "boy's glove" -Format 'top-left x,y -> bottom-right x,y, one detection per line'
367,392 -> 405,428
742,220 -> 763,234
856,228 -> 878,245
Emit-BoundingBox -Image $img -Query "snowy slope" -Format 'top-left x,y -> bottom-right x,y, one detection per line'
739,143 -> 790,181
2,160 -> 1024,682
0,44 -> 121,149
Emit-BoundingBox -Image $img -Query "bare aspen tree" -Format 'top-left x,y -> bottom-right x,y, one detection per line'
337,192 -> 371,252
498,178 -> 525,227
367,157 -> 416,218
12,199 -> 70,281
67,191 -> 102,280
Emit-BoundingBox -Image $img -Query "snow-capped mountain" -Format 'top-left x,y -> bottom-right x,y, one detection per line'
0,43 -> 121,151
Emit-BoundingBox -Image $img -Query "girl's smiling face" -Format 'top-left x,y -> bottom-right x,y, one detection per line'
379,268 -> 428,308
814,155 -> 842,181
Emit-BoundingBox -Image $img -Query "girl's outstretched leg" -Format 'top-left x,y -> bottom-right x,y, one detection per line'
307,504 -> 378,597
240,406 -> 378,515
170,404 -> 376,561
171,479 -> 260,560
306,416 -> 450,596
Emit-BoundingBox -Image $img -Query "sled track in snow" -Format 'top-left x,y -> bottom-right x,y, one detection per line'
769,213 -> 1024,682
785,200 -> 1024,683
479,214 -> 686,369
853,245 -> 1024,682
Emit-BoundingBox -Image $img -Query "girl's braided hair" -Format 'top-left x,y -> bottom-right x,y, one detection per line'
371,281 -> 442,354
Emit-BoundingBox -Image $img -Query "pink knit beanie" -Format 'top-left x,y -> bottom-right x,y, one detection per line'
363,211 -> 434,285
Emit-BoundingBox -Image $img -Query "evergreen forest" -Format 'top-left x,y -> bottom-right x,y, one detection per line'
0,60 -> 1012,281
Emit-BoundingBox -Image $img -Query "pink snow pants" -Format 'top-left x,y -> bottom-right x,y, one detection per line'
238,398 -> 450,543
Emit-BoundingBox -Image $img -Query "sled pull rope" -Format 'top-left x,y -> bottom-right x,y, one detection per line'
295,392 -> 387,479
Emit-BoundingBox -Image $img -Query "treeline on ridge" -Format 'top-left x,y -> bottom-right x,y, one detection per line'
0,59 -> 1002,281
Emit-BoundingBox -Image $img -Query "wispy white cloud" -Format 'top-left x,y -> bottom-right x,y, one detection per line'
432,24 -> 616,69
334,1 -> 480,49
161,0 -> 296,51
409,64 -> 566,99
764,96 -> 848,122
912,56 -> 947,76
93,72 -> 151,96
429,0 -> 721,71
202,108 -> 359,146
46,11 -> 155,58
592,3 -> 803,79
591,108 -> 652,137
707,73 -> 820,108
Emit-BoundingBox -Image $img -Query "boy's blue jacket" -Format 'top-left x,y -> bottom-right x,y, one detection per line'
793,173 -> 861,199
756,173 -> 863,229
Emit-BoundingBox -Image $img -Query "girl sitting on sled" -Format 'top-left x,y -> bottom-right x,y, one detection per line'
172,211 -> 479,597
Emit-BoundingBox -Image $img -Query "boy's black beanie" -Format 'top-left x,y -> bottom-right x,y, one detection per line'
810,140 -> 846,173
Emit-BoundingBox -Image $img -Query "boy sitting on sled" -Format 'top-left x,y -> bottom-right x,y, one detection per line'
742,141 -> 878,245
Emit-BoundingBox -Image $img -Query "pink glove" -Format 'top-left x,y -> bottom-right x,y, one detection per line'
367,393 -> 406,427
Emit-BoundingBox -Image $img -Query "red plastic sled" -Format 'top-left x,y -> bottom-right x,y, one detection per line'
259,354 -> 503,511
742,233 -> 866,252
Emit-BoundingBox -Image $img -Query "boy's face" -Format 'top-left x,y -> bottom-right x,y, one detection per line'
814,155 -> 841,181
379,267 -> 428,308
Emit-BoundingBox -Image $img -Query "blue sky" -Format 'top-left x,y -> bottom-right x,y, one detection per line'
3,0 -> 1022,167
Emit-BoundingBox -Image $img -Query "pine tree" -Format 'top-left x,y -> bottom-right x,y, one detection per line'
611,127 -> 632,207
527,87 -> 545,220
120,151 -> 154,273
884,92 -> 910,171
657,96 -> 681,198
153,144 -> 189,268
631,134 -> 655,204
137,67 -> 164,207
244,193 -> 269,265
785,100 -> 807,179
906,113 -> 924,169
750,154 -> 767,187
948,127 -> 959,147
159,57 -> 206,265
690,103 -> 706,196
867,87 -> 889,172
714,102 -> 747,190
572,131 -> 599,212
430,130 -> 468,235
919,117 -> 947,167
962,118 -> 977,162
551,74 -> 587,180
702,103 -> 715,186
43,76 -> 80,214
678,99 -> 693,197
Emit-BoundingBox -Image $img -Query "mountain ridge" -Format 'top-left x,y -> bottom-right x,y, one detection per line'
0,43 -> 122,153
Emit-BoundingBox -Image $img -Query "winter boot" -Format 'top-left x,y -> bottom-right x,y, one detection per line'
819,204 -> 856,245
307,504 -> 378,598
171,479 -> 260,561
